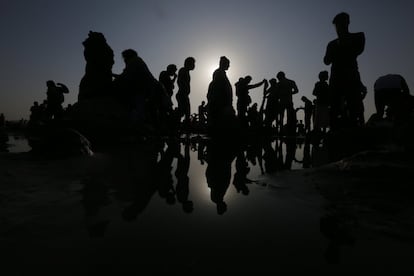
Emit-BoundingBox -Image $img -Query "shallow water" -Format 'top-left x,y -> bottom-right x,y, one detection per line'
1,135 -> 412,274
3,132 -> 31,153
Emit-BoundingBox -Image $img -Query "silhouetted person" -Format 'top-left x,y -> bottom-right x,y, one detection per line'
206,56 -> 237,135
247,103 -> 261,131
0,120 -> 7,151
301,96 -> 314,133
46,80 -> 69,120
263,78 -> 280,132
276,71 -> 298,135
0,113 -> 5,128
113,49 -> 158,127
159,64 -> 177,124
176,57 -> 196,129
373,74 -> 411,123
175,142 -> 193,213
198,100 -> 207,127
356,81 -> 367,126
78,31 -> 114,101
29,101 -> 42,125
324,12 -> 365,129
159,64 -> 177,98
157,65 -> 177,132
236,75 -> 266,128
312,71 -> 330,133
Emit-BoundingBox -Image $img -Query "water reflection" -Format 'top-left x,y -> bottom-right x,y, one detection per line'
80,135 -> 316,236
7,133 -> 404,270
205,138 -> 237,215
1,133 -> 31,153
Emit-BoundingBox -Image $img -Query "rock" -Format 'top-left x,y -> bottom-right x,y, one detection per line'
27,126 -> 93,157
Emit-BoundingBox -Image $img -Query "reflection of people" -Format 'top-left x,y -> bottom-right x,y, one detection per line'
108,143 -> 160,222
205,140 -> 237,215
262,138 -> 278,173
324,12 -> 365,129
157,141 -> 177,205
80,178 -> 110,237
284,138 -> 296,170
233,150 -> 251,195
373,74 -> 411,122
175,142 -> 193,213
320,213 -> 356,264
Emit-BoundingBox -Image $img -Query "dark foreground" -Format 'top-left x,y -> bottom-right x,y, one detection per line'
1,133 -> 414,275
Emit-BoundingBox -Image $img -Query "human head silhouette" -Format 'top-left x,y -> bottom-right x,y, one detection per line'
184,57 -> 195,70
319,70 -> 329,82
167,64 -> 177,75
219,56 -> 230,71
244,75 -> 252,84
276,71 -> 285,81
333,12 -> 350,36
46,80 -> 55,88
333,12 -> 350,26
121,49 -> 138,64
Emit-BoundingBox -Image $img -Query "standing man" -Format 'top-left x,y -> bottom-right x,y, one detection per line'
206,56 -> 235,134
198,100 -> 207,127
46,80 -> 69,120
235,75 -> 266,128
176,57 -> 196,128
324,12 -> 365,130
159,64 -> 177,100
276,71 -> 298,134
114,49 -> 158,125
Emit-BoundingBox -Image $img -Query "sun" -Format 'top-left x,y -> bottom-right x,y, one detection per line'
206,62 -> 218,79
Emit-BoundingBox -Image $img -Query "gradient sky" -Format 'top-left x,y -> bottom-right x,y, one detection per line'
1,0 -> 413,121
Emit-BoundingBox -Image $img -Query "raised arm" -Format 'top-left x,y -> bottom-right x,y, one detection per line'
247,79 -> 266,90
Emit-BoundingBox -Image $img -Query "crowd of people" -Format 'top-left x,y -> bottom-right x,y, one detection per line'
26,12 -> 413,143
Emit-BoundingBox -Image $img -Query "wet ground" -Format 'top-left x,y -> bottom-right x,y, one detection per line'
1,132 -> 413,275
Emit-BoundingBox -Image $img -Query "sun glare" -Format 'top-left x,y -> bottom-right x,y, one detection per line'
206,63 -> 218,79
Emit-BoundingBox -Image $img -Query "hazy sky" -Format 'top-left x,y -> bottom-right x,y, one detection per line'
1,0 -> 413,121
